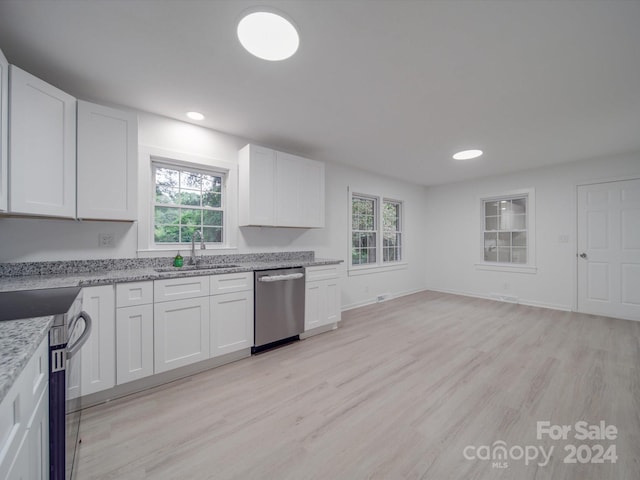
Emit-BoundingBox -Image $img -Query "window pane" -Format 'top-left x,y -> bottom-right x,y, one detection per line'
180,208 -> 202,225
513,232 -> 527,247
512,197 -> 526,213
202,175 -> 222,194
512,214 -> 526,230
484,232 -> 497,249
203,192 -> 222,208
484,247 -> 497,262
512,247 -> 527,264
180,171 -> 201,190
383,202 -> 400,231
485,201 -> 499,216
180,226 -> 197,243
497,247 -> 511,263
498,232 -> 511,247
202,227 -> 222,243
154,225 -> 179,243
203,210 -> 223,226
485,216 -> 499,231
155,185 -> 178,204
180,190 -> 201,206
155,206 -> 179,225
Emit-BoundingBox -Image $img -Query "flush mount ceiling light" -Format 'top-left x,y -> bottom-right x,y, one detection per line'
453,149 -> 483,160
186,111 -> 205,121
237,11 -> 299,61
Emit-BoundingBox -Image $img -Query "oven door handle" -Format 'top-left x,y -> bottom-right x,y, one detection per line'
257,273 -> 304,282
67,311 -> 93,359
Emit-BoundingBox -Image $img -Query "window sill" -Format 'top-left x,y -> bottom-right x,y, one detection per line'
474,263 -> 537,274
348,262 -> 408,276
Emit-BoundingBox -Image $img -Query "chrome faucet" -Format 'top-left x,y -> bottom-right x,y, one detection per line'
189,230 -> 206,265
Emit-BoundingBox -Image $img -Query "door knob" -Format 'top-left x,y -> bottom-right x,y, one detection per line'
579,253 -> 587,258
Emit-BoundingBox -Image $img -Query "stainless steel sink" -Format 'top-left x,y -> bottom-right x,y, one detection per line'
155,264 -> 240,273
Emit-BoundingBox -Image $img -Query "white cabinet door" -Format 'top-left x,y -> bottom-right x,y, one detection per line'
154,297 -> 210,373
275,151 -> 304,227
25,387 -> 48,480
116,304 -> 154,384
77,100 -> 138,220
0,48 -> 8,212
238,144 -> 276,226
305,266 -> 342,331
80,285 -> 116,396
2,433 -> 29,480
300,159 -> 325,228
9,66 -> 76,218
210,290 -> 254,357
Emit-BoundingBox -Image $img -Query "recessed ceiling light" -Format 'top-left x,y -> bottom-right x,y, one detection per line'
453,149 -> 483,160
237,11 -> 299,61
186,111 -> 205,121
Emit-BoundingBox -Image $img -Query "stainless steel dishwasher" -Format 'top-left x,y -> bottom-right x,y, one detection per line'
253,267 -> 305,353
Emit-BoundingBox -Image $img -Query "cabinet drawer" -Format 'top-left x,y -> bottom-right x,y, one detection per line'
154,276 -> 209,302
305,265 -> 340,282
210,272 -> 253,295
116,281 -> 153,307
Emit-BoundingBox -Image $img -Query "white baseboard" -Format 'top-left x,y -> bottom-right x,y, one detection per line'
426,287 -> 572,313
341,287 -> 429,312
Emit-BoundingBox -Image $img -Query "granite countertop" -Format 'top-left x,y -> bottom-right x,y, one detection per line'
0,258 -> 342,292
0,316 -> 54,404
0,252 -> 342,404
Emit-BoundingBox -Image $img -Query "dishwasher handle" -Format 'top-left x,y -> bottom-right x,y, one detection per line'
258,273 -> 304,283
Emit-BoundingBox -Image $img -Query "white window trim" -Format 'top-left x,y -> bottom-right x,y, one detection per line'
137,146 -> 238,255
475,187 -> 537,274
348,188 -> 407,275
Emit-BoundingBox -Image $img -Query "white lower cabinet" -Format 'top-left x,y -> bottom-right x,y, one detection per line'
0,336 -> 49,480
116,281 -> 154,385
25,387 -> 48,480
305,266 -> 342,331
210,290 -> 253,357
116,304 -> 154,384
78,285 -> 116,396
154,296 -> 210,373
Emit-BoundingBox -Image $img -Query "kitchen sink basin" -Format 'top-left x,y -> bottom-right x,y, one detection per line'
155,264 -> 240,273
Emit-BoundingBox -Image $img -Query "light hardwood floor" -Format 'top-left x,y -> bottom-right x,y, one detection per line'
75,291 -> 640,480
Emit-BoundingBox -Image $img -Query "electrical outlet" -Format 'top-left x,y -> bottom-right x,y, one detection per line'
99,233 -> 114,248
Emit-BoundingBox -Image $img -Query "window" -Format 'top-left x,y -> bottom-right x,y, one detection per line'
383,200 -> 402,262
483,196 -> 527,264
352,195 -> 377,265
350,192 -> 403,269
153,163 -> 225,245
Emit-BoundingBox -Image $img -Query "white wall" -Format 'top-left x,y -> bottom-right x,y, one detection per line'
424,151 -> 640,310
0,111 -> 429,309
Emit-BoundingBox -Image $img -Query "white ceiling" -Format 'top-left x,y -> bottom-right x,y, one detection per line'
0,0 -> 638,186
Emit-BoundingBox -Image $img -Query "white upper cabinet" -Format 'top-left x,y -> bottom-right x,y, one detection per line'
9,65 -> 76,218
0,48 -> 8,212
238,144 -> 276,226
238,144 -> 325,228
77,100 -> 138,220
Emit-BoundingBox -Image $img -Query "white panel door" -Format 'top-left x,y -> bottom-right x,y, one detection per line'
9,66 -> 76,217
0,48 -> 8,212
77,100 -> 138,220
210,291 -> 254,357
81,285 -> 116,396
577,179 -> 640,320
154,297 -> 210,373
116,304 -> 154,384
